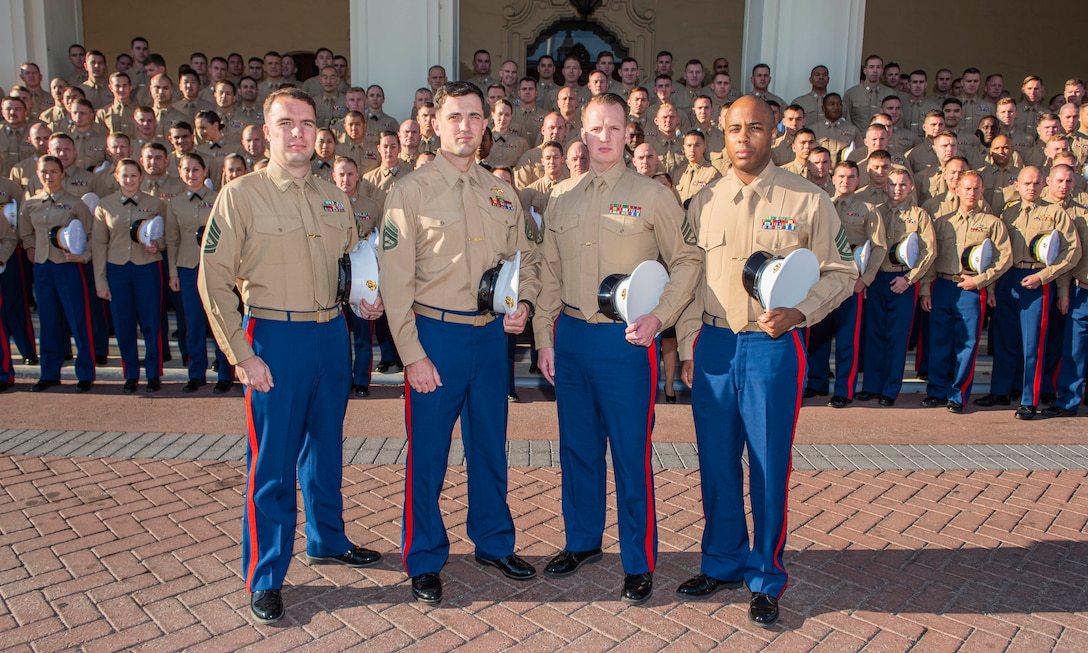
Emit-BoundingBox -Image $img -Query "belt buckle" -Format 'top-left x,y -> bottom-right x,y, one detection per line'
316,309 -> 332,323
473,314 -> 489,327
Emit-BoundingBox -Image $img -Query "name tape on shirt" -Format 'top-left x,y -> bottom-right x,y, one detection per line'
608,204 -> 642,217
762,217 -> 797,230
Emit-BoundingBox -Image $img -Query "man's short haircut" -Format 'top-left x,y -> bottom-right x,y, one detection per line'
263,87 -> 316,117
909,69 -> 927,79
541,140 -> 563,153
962,67 -> 981,76
684,129 -> 706,142
581,92 -> 629,122
433,80 -> 485,113
868,149 -> 892,162
169,120 -> 193,134
131,37 -> 148,46
942,97 -> 963,109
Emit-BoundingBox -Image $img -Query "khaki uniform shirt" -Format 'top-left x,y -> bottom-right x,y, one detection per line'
770,132 -> 797,166
346,187 -> 382,240
218,106 -> 261,144
198,161 -> 358,364
301,77 -> 348,99
0,205 -> 17,266
140,175 -> 187,203
750,91 -> 787,111
361,165 -> 402,211
676,164 -> 856,358
91,192 -> 167,291
70,127 -> 108,171
1016,102 -> 1044,132
781,158 -> 809,178
379,151 -> 541,365
888,126 -> 918,154
514,146 -> 548,190
314,93 -> 348,130
488,131 -> 529,170
977,162 -> 1020,211
812,118 -> 860,162
958,96 -> 994,133
537,81 -> 560,111
904,97 -> 941,136
1070,130 -> 1088,167
834,195 -> 888,287
154,106 -> 192,139
1055,198 -> 1088,295
173,97 -> 216,121
310,158 -> 334,182
334,137 -> 380,174
18,190 -> 94,264
906,141 -> 937,174
1002,126 -> 1036,153
519,174 -> 565,219
646,134 -> 685,177
855,183 -> 889,209
418,134 -> 440,155
365,110 -> 400,136
96,102 -> 137,138
1000,199 -> 1081,285
512,104 -> 548,148
79,79 -> 112,111
25,167 -> 109,199
792,92 -> 827,124
0,178 -> 21,212
877,203 -> 938,284
38,105 -> 70,134
673,160 -> 721,204
920,208 -> 1012,293
0,124 -> 34,177
165,188 -> 218,275
843,84 -> 883,132
532,161 -> 701,348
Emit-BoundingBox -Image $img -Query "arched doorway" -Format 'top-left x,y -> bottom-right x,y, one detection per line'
526,18 -> 629,85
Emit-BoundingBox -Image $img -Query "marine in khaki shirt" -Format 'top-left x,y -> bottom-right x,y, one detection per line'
360,131 -> 403,211
998,167 -> 1080,287
812,94 -> 860,162
379,86 -> 540,369
830,161 -> 888,291
843,56 -> 886,132
920,173 -> 1012,296
332,156 -> 382,241
1049,164 -> 1088,299
19,186 -> 94,265
513,113 -> 567,190
165,174 -> 218,279
518,140 -> 566,219
533,99 -> 700,347
876,168 -> 938,285
488,100 -> 529,170
673,131 -> 721,204
334,112 -> 379,174
90,188 -> 167,293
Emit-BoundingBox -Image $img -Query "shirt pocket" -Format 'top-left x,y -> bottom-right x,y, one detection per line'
549,219 -> 579,262
253,214 -> 304,265
599,214 -> 650,271
698,225 -> 728,282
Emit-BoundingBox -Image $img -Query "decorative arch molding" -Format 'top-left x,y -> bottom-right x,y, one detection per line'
501,0 -> 655,75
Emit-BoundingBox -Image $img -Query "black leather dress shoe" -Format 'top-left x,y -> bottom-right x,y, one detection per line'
1040,392 -> 1057,405
676,573 -> 744,599
622,572 -> 653,605
878,395 -> 895,407
946,400 -> 963,413
75,380 -> 93,393
827,395 -> 851,408
974,393 -> 1011,407
23,355 -> 39,365
1041,405 -> 1077,418
748,592 -> 780,628
507,391 -> 520,403
916,372 -> 928,381
375,360 -> 397,373
475,553 -> 536,580
95,355 -> 108,366
182,379 -> 207,393
30,379 -> 60,392
0,381 -> 10,392
854,391 -> 878,402
543,548 -> 603,578
1015,405 -> 1037,420
123,379 -> 138,393
664,392 -> 677,404
211,360 -> 220,372
353,384 -> 370,398
802,388 -> 828,399
920,395 -> 943,408
250,589 -> 283,624
213,380 -> 233,394
411,572 -> 442,604
306,545 -> 381,568
146,378 -> 162,392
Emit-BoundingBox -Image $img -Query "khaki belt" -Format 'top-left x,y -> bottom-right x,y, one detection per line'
1013,261 -> 1045,270
561,305 -> 622,324
702,313 -> 763,332
247,306 -> 339,323
884,264 -> 909,272
1077,279 -> 1088,290
937,273 -> 964,282
413,303 -> 494,326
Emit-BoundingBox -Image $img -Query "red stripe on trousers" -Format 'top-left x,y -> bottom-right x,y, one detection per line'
643,341 -> 659,572
243,318 -> 260,591
1033,284 -> 1050,403
846,292 -> 863,398
0,290 -> 12,380
76,264 -> 96,381
773,330 -> 806,597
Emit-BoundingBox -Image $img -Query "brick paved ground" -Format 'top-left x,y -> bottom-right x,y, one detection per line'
2,443 -> 1087,652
